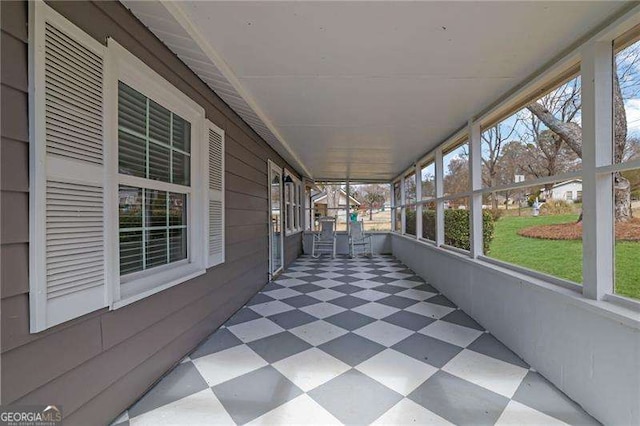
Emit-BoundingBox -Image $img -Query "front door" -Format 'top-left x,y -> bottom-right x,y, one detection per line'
268,161 -> 284,277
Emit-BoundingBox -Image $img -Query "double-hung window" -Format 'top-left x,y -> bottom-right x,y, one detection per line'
118,82 -> 191,277
28,2 -> 224,331
284,171 -> 302,234
110,40 -> 210,304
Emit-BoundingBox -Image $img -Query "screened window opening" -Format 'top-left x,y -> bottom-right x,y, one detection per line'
612,36 -> 640,300
404,173 -> 417,235
349,183 -> 392,231
443,141 -> 470,196
442,139 -> 471,250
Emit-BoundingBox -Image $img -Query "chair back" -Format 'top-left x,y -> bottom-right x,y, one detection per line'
350,220 -> 365,240
320,220 -> 335,239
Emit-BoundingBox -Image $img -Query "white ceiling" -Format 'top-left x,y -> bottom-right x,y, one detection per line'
125,1 -> 627,181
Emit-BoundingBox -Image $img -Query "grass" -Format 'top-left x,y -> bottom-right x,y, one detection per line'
487,214 -> 640,300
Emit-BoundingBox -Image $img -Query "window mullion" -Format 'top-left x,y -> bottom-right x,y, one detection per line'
469,120 -> 483,258
142,188 -> 147,270
415,164 -> 422,240
166,191 -> 170,265
145,98 -> 150,179
435,147 -> 444,246
169,112 -> 174,185
582,41 -> 614,300
400,177 -> 406,234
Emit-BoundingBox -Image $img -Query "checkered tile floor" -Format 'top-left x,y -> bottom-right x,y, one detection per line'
113,255 -> 599,426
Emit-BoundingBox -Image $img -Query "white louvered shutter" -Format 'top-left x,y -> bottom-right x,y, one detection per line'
30,3 -> 108,332
206,121 -> 225,267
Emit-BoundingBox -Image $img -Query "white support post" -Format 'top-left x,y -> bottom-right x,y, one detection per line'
346,179 -> 350,234
435,148 -> 444,246
469,120 -> 483,257
415,163 -> 422,240
391,182 -> 396,231
582,41 -> 614,300
400,176 -> 406,235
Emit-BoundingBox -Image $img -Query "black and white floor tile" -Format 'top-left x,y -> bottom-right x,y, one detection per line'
112,255 -> 599,426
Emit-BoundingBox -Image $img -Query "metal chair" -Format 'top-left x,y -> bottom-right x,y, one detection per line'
312,217 -> 337,258
349,220 -> 372,258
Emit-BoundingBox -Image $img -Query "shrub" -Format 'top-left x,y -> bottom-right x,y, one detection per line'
422,209 -> 436,241
540,199 -> 573,215
404,208 -> 495,253
486,208 -> 503,222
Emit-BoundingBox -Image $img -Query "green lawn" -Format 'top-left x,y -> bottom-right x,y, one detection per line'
487,214 -> 640,300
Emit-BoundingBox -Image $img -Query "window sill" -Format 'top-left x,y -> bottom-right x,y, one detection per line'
113,263 -> 206,310
390,232 -> 640,329
285,229 -> 303,236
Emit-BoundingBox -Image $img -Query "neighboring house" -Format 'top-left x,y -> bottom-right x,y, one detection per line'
311,188 -> 360,218
550,179 -> 583,202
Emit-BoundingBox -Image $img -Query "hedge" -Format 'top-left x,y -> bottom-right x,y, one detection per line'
405,209 -> 495,253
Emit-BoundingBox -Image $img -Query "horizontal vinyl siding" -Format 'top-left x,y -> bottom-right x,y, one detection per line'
0,1 -> 303,424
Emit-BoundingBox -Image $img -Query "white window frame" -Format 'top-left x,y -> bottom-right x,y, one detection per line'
419,158 -> 437,242
284,169 -> 302,235
402,170 -> 418,236
106,40 -> 207,308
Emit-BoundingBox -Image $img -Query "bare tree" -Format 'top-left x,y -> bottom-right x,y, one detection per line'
526,68 -> 632,221
482,119 -> 521,209
354,184 -> 388,220
320,183 -> 343,218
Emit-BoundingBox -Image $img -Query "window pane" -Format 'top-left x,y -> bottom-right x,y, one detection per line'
119,187 -> 188,275
149,142 -> 170,182
285,183 -> 292,230
118,130 -> 146,178
394,182 -> 401,207
614,168 -> 640,300
118,82 -> 146,135
405,205 -> 416,236
443,197 -> 470,250
394,209 -> 401,232
118,82 -> 191,186
146,229 -> 168,268
169,228 -> 187,262
119,186 -> 143,276
119,186 -> 142,229
169,193 -> 187,226
483,187 -> 583,283
421,162 -> 435,200
293,185 -> 299,229
481,76 -> 582,189
614,39 -> 640,164
145,189 -> 167,228
443,141 -> 469,195
313,183 -> 348,231
405,173 -> 417,204
172,116 -> 191,153
148,100 -> 171,145
422,201 -> 437,241
120,231 -> 142,275
172,152 -> 190,186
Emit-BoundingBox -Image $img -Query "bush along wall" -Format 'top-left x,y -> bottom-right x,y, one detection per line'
404,209 -> 495,253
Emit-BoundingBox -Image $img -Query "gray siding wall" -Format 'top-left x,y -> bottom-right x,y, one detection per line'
0,1 -> 302,424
